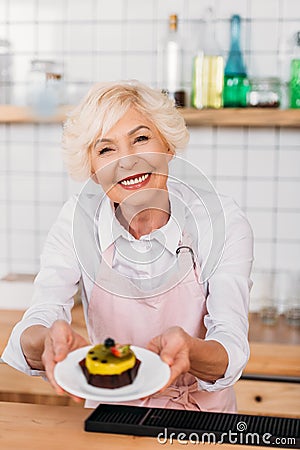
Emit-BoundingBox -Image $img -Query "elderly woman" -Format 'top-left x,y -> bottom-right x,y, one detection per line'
2,81 -> 253,412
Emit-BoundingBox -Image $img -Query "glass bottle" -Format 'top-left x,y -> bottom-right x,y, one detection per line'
27,59 -> 63,116
223,15 -> 249,107
289,31 -> 300,109
159,14 -> 186,107
191,8 -> 224,109
0,39 -> 12,104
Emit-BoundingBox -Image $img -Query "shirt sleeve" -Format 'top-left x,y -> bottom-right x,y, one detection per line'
1,196 -> 81,376
196,198 -> 254,392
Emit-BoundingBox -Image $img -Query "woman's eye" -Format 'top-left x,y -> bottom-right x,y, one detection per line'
134,135 -> 149,143
98,147 -> 113,155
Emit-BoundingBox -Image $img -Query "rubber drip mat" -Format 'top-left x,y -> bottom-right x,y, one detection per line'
85,404 -> 300,448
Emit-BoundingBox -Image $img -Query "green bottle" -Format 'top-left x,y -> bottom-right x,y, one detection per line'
223,15 -> 249,107
289,32 -> 300,109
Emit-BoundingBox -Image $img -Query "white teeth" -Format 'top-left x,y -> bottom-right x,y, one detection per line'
120,173 -> 149,186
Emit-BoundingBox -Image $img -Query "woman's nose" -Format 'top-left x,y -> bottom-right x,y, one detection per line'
118,153 -> 139,170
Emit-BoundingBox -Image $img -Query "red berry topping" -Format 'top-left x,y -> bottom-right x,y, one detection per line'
110,344 -> 130,358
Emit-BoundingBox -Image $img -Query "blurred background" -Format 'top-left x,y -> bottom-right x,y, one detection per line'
0,0 -> 299,320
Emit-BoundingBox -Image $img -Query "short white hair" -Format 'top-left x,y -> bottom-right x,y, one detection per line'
62,80 -> 189,181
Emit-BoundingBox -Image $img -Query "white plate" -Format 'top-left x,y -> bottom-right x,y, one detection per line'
54,345 -> 170,402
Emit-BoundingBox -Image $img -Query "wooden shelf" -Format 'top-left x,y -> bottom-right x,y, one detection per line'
0,104 -> 71,124
183,107 -> 300,127
0,104 -> 300,127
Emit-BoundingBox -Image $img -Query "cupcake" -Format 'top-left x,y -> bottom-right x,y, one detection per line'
79,338 -> 141,389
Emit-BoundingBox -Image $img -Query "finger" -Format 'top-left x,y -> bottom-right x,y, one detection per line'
43,342 -> 84,401
169,364 -> 183,386
147,336 -> 161,354
50,321 -> 73,362
63,390 -> 84,403
148,335 -> 176,365
71,395 -> 84,403
42,337 -> 65,395
159,345 -> 176,366
159,333 -> 187,366
43,352 -> 80,400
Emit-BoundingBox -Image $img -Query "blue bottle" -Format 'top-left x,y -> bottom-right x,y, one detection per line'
223,15 -> 250,107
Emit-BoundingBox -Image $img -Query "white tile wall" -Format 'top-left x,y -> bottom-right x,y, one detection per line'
247,148 -> 275,178
0,175 -> 7,202
250,0 -> 280,19
278,150 -> 300,178
215,179 -> 245,208
184,148 -> 214,179
38,203 -> 62,232
37,0 -> 65,22
246,180 -> 275,209
37,24 -> 64,54
10,143 -> 35,172
126,0 -> 156,21
277,181 -> 299,209
36,175 -> 65,203
0,0 -> 299,312
277,212 -> 300,241
0,204 -> 7,230
10,232 -> 36,261
216,149 -> 244,177
65,0 -> 95,21
282,0 -> 300,19
276,243 -> 300,271
97,0 -> 124,21
10,175 -> 35,203
246,210 -> 273,240
8,0 -> 35,22
37,144 -> 64,173
11,203 -> 35,231
215,0 -> 249,18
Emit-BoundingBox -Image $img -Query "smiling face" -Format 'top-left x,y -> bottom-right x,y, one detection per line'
90,107 -> 172,208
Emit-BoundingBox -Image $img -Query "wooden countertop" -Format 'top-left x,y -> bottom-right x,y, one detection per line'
0,401 -> 276,450
248,312 -> 300,345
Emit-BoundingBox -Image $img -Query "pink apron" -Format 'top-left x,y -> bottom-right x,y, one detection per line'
85,236 -> 236,412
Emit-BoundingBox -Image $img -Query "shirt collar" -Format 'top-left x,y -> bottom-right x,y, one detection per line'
97,181 -> 186,255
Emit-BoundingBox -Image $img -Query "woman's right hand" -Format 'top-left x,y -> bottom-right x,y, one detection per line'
41,320 -> 88,400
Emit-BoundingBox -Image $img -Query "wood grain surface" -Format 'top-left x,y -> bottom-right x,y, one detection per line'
0,401 -> 278,450
1,104 -> 300,127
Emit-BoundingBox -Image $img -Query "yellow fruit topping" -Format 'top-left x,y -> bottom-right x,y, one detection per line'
85,344 -> 136,375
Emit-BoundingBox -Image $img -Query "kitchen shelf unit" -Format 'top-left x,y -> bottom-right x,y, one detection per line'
0,104 -> 300,127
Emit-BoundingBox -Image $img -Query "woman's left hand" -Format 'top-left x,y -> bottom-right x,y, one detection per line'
147,326 -> 193,389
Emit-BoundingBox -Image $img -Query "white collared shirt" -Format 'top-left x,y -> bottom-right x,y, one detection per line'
2,180 -> 253,392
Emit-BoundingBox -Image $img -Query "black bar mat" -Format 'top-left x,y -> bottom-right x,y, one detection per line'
85,404 -> 299,448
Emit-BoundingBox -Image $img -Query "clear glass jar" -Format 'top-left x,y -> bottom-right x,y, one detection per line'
247,77 -> 281,108
27,59 -> 63,115
0,39 -> 12,104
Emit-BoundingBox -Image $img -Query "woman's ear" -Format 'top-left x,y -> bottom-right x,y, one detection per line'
167,147 -> 175,160
91,170 -> 100,184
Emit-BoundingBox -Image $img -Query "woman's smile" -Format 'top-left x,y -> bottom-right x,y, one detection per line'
118,172 -> 151,190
